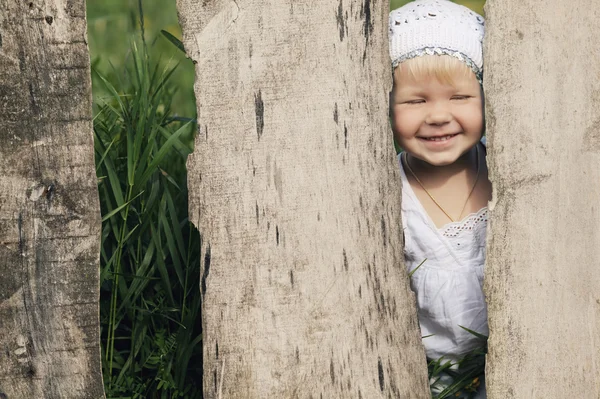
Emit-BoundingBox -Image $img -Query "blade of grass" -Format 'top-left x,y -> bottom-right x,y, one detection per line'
134,121 -> 192,191
157,124 -> 192,156
458,325 -> 488,341
102,190 -> 145,222
160,30 -> 186,54
159,194 -> 184,287
151,224 -> 176,306
409,257 -> 427,278
165,187 -> 186,258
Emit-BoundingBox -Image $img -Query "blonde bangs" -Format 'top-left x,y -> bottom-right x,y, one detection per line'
396,55 -> 473,86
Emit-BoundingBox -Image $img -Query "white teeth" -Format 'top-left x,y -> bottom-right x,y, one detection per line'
423,134 -> 455,141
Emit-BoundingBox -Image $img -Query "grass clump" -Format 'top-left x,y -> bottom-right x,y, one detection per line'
92,9 -> 202,397
428,327 -> 487,399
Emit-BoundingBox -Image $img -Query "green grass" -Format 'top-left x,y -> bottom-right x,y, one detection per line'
87,0 -> 196,124
427,335 -> 487,398
91,3 -> 202,397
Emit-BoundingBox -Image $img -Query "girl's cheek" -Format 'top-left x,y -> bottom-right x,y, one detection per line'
394,111 -> 416,134
392,106 -> 408,123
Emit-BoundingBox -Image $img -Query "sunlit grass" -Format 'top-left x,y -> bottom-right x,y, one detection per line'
87,0 -> 196,122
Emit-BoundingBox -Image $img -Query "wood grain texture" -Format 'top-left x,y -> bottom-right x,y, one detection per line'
0,0 -> 103,397
177,0 -> 430,397
484,0 -> 600,396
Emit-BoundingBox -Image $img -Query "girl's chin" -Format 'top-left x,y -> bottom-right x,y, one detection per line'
408,142 -> 479,167
410,151 -> 461,167
421,157 -> 458,167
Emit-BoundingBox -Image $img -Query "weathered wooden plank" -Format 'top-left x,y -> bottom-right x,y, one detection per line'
177,0 -> 430,397
0,0 -> 103,397
484,0 -> 600,396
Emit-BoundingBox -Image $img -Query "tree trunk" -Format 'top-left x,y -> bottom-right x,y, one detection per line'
484,0 -> 600,397
0,1 -> 103,398
177,0 -> 430,397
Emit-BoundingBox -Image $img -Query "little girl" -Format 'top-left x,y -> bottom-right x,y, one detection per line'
389,1 -> 490,397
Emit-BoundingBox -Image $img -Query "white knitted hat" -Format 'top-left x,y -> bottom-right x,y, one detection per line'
389,0 -> 485,82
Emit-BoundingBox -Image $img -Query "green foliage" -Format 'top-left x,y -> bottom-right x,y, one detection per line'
92,8 -> 202,397
87,0 -> 196,120
427,329 -> 487,399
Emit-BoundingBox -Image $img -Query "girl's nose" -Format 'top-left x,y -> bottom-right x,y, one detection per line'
425,102 -> 452,125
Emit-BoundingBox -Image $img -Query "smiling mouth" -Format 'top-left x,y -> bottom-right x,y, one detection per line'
419,133 -> 458,142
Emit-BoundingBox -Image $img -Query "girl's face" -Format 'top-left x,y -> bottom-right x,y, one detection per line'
391,62 -> 483,167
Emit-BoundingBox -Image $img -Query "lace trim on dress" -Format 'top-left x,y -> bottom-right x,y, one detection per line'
439,207 -> 488,238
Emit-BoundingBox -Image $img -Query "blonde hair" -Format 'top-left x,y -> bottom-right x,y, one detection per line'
393,55 -> 474,86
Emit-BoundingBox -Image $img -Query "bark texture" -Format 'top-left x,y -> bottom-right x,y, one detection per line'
0,1 -> 103,398
484,1 -> 600,397
177,0 -> 430,397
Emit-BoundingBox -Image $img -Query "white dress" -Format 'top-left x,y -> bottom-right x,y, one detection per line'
398,145 -> 488,398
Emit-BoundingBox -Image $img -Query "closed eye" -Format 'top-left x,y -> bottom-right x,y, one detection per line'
451,95 -> 471,100
403,99 -> 425,105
